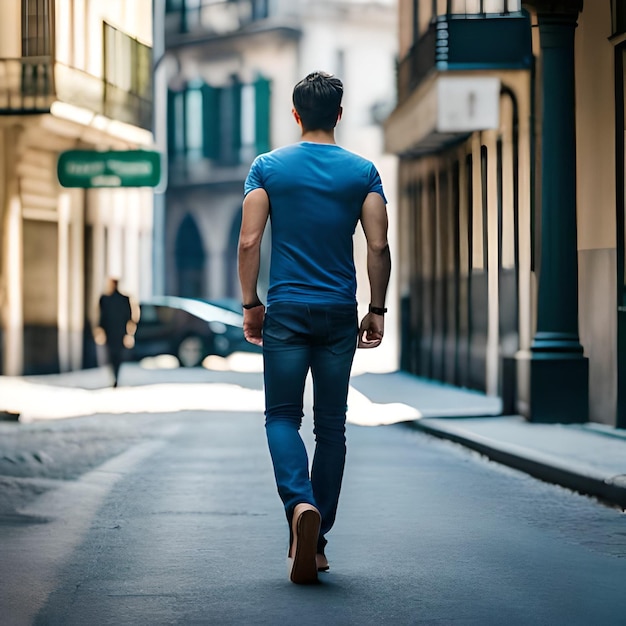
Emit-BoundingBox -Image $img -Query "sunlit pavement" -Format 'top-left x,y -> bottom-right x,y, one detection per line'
2,373 -> 626,625
3,356 -> 625,513
2,359 -> 626,624
0,354 -> 421,427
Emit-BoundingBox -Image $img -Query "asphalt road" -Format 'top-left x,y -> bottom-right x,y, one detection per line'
2,372 -> 626,625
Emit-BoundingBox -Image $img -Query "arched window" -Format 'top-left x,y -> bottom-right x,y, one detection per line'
175,214 -> 206,298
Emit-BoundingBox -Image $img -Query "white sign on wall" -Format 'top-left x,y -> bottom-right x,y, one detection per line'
437,76 -> 501,133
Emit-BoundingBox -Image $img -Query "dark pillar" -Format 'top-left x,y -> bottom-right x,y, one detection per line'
528,5 -> 588,423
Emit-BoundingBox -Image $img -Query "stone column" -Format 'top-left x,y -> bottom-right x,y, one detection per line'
528,2 -> 588,422
2,126 -> 24,375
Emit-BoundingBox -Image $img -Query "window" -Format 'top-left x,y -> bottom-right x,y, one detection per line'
169,0 -> 269,33
183,0 -> 202,31
22,0 -> 52,56
103,23 -> 152,128
168,75 -> 271,164
613,0 -> 626,36
219,78 -> 242,165
168,90 -> 186,156
20,0 -> 53,98
103,23 -> 152,102
251,0 -> 269,20
185,84 -> 204,158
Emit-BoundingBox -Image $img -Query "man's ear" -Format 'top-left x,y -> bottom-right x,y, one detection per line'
337,106 -> 343,122
292,108 -> 302,126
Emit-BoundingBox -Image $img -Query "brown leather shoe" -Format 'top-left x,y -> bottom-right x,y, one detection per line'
287,503 -> 320,584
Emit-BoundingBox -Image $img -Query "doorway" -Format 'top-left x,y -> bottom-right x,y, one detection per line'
175,213 -> 206,298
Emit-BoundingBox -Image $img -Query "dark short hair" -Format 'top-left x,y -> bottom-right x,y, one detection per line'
292,71 -> 343,132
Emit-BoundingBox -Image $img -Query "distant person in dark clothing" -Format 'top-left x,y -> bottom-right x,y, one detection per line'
97,278 -> 135,387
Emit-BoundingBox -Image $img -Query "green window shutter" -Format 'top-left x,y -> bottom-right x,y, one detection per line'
167,89 -> 177,156
201,83 -> 221,160
231,78 -> 242,163
255,76 -> 271,155
181,90 -> 188,155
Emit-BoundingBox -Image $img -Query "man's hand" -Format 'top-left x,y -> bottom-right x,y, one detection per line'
243,305 -> 265,346
358,312 -> 384,349
94,326 -> 106,346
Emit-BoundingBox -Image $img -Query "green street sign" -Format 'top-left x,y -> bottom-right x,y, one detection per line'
57,150 -> 161,188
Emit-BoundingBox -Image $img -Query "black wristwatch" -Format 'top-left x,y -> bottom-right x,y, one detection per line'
369,304 -> 387,315
242,300 -> 264,310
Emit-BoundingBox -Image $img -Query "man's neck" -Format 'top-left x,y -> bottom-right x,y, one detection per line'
300,129 -> 336,144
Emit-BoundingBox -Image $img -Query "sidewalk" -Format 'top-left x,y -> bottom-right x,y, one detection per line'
351,371 -> 626,509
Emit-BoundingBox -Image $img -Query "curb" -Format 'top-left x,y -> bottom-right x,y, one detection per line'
411,419 -> 626,510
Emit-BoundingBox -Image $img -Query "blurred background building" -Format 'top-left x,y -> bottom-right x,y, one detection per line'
0,0 -> 154,376
154,0 -> 399,372
385,0 -> 624,427
4,0 -> 624,430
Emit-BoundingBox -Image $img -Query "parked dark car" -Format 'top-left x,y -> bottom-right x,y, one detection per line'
129,296 -> 258,367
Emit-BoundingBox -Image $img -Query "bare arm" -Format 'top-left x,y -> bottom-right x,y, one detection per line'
238,188 -> 270,345
359,192 -> 391,349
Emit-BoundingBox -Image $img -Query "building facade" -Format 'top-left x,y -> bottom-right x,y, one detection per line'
386,0 -> 625,427
157,0 -> 399,371
0,0 -> 155,375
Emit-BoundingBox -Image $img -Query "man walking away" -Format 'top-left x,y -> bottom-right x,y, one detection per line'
238,71 -> 391,584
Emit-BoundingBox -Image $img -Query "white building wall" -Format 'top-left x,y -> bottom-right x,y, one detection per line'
299,1 -> 399,372
0,0 -> 21,57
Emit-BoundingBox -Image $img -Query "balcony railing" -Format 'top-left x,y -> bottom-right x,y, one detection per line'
397,12 -> 532,104
0,56 -> 55,112
166,0 -> 269,36
0,57 -> 152,130
398,26 -> 437,104
433,0 -> 521,16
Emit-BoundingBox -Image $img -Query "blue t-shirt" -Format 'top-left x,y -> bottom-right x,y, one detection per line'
244,141 -> 386,305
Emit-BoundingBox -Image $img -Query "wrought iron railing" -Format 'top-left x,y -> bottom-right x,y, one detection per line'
397,24 -> 437,104
0,57 -> 152,130
166,0 -> 270,35
397,12 -> 532,105
0,56 -> 55,112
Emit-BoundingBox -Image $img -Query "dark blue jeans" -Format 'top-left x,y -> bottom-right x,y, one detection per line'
263,302 -> 358,552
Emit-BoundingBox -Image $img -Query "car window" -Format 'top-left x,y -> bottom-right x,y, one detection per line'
139,304 -> 158,323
